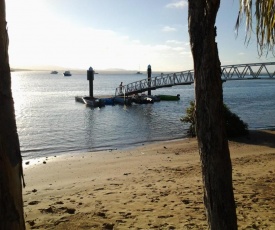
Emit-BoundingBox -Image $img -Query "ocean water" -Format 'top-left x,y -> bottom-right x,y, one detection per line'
11,71 -> 275,160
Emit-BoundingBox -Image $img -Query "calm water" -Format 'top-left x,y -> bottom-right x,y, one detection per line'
11,71 -> 275,160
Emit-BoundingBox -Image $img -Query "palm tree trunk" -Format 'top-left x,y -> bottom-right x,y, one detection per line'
188,1 -> 237,229
0,0 -> 25,229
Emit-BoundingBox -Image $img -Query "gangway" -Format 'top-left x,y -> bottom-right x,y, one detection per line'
115,62 -> 275,96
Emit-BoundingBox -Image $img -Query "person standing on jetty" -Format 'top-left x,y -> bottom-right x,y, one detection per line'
119,82 -> 123,94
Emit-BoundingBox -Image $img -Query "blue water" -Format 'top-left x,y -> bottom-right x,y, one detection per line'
11,71 -> 275,160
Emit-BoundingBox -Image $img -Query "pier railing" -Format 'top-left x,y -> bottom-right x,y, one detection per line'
115,62 -> 275,96
221,62 -> 275,79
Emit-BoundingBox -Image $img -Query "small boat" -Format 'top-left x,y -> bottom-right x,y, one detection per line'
114,96 -> 132,105
132,95 -> 154,104
82,97 -> 105,108
139,97 -> 154,104
51,71 -> 58,74
149,95 -> 161,102
136,71 -> 142,74
157,94 -> 180,101
63,71 -> 71,76
101,97 -> 115,106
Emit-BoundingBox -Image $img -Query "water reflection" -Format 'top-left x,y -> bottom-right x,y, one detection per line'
11,72 -> 275,159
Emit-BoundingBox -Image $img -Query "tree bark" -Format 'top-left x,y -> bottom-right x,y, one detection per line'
0,0 -> 25,229
188,1 -> 237,229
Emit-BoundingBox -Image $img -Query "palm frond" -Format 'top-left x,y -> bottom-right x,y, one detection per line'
235,0 -> 275,56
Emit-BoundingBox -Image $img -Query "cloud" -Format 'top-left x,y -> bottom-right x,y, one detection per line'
166,1 -> 188,9
6,0 -> 193,71
166,40 -> 185,45
172,47 -> 184,52
162,26 -> 177,32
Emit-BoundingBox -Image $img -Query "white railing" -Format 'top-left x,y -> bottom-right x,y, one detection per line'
115,62 -> 275,96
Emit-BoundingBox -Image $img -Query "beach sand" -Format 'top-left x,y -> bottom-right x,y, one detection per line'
23,130 -> 275,229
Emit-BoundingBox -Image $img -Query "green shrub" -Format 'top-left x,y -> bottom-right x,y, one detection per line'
181,101 -> 249,138
180,101 -> 196,137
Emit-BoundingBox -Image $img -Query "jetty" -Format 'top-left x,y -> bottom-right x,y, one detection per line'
76,62 -> 275,107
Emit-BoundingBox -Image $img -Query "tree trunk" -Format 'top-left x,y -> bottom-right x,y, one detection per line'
188,1 -> 237,229
0,1 -> 25,229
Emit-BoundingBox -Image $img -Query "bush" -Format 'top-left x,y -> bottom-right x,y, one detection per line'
180,101 -> 196,137
223,104 -> 249,137
181,101 -> 249,138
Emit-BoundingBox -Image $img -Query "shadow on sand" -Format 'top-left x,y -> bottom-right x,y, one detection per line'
229,129 -> 275,148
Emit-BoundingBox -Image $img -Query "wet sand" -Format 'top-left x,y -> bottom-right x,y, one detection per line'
23,130 -> 275,229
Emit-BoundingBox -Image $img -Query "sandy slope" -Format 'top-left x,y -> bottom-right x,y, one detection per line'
22,130 -> 275,229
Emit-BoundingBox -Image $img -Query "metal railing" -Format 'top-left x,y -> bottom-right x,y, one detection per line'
221,62 -> 275,79
115,62 -> 275,96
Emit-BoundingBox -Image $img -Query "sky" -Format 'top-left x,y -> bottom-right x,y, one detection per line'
5,0 -> 275,72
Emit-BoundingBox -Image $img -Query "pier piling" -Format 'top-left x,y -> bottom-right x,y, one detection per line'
87,67 -> 94,98
147,64 -> 152,96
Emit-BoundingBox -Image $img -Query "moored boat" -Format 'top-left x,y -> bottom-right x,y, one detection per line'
114,96 -> 132,105
132,95 -> 154,104
82,96 -> 105,107
63,71 -> 72,76
157,94 -> 180,101
51,71 -> 58,74
101,97 -> 115,106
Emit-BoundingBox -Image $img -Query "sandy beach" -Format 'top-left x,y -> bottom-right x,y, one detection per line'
22,130 -> 275,229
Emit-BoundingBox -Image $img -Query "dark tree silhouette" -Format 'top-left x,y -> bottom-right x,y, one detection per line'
188,1 -> 237,229
0,0 -> 25,229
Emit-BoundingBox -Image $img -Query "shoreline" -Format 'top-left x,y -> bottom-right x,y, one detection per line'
22,128 -> 275,162
22,135 -> 189,161
23,129 -> 275,229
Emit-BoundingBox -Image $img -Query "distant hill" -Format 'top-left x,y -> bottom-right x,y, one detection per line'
10,65 -> 170,75
10,65 -> 144,74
